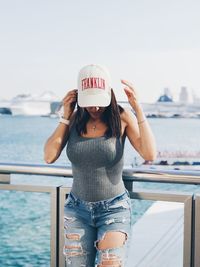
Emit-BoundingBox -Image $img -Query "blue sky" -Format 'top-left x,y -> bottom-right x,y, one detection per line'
0,0 -> 200,103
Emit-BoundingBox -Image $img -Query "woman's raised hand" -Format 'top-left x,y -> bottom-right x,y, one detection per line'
121,80 -> 141,111
62,89 -> 77,119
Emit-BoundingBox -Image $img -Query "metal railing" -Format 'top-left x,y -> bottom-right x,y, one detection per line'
0,183 -> 60,266
0,162 -> 200,267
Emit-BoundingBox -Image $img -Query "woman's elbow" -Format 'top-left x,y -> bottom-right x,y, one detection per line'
143,151 -> 157,161
44,149 -> 59,164
44,155 -> 55,164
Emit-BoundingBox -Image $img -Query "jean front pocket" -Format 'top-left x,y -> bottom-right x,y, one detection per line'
107,198 -> 131,212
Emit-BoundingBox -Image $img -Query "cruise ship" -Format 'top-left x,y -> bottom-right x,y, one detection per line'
0,87 -> 200,117
0,91 -> 59,116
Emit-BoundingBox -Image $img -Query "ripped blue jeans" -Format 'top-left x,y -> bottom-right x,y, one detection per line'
63,190 -> 132,267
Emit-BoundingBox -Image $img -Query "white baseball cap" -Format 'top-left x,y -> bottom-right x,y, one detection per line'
77,64 -> 111,107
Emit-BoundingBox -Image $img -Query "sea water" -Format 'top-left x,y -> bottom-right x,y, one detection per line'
0,116 -> 200,266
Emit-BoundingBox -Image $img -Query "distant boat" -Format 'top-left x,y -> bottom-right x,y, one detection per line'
0,91 -> 59,116
10,101 -> 51,116
157,94 -> 173,102
0,107 -> 12,115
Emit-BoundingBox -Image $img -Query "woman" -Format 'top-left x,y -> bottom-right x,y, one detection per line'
44,64 -> 157,267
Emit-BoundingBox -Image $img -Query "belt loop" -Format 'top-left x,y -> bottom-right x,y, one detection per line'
125,189 -> 130,198
86,202 -> 91,210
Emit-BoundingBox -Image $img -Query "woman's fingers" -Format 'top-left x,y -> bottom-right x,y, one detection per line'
121,80 -> 138,95
124,87 -> 133,98
124,86 -> 133,93
62,89 -> 77,101
62,96 -> 77,105
58,89 -> 77,117
125,87 -> 137,96
121,79 -> 134,90
121,79 -> 140,110
62,90 -> 77,103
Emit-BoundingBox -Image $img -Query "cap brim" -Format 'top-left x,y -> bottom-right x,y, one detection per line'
78,93 -> 111,107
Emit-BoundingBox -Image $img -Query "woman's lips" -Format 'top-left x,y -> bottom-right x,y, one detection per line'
90,112 -> 102,117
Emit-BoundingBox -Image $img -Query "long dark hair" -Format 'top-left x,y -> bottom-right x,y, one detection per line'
74,89 -> 124,138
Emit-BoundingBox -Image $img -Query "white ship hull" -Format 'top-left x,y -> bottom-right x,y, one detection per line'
10,101 -> 51,116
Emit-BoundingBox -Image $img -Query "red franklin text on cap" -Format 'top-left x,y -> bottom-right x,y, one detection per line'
81,78 -> 105,90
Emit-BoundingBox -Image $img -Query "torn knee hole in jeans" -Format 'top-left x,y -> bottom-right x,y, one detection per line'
66,233 -> 81,240
65,245 -> 83,257
95,230 -> 128,250
95,231 -> 127,266
64,243 -> 84,257
64,229 -> 86,258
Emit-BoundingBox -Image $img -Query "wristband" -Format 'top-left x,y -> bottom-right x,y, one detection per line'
59,117 -> 70,125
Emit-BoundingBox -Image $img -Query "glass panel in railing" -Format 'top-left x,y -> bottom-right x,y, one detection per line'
0,190 -> 51,267
127,200 -> 184,267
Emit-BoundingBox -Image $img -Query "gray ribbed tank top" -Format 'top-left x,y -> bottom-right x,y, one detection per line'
66,125 -> 126,201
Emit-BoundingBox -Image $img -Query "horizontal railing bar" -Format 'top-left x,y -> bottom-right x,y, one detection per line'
0,183 -> 61,193
0,162 -> 73,177
123,168 -> 200,178
123,175 -> 200,185
0,162 -> 200,184
130,189 -> 193,202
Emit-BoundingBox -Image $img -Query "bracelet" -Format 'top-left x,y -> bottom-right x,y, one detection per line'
59,117 -> 70,125
138,119 -> 146,125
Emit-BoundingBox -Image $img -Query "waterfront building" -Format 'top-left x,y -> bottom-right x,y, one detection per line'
192,92 -> 200,104
179,86 -> 189,104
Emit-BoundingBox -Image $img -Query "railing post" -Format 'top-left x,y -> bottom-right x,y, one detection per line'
194,195 -> 200,267
50,186 -> 61,267
59,186 -> 71,267
183,195 -> 193,267
190,195 -> 195,267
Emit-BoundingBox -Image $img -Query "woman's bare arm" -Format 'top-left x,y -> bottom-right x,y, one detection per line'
44,123 -> 70,164
122,108 -> 157,161
121,80 -> 157,161
44,89 -> 77,164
